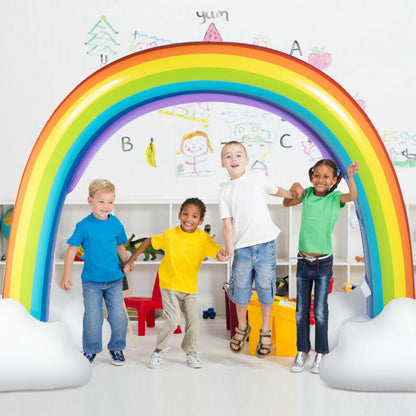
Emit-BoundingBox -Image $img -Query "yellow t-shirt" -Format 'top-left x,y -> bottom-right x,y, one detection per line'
151,226 -> 222,294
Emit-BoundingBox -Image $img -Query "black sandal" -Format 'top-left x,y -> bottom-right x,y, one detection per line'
230,325 -> 251,353
255,329 -> 272,358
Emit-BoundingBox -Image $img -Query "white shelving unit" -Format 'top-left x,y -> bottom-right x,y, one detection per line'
1,200 -> 415,312
53,200 -> 230,316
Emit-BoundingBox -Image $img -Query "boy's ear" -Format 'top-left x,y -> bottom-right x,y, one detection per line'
198,217 -> 204,226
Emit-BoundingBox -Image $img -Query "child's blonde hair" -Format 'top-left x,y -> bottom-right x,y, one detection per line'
89,179 -> 115,197
221,140 -> 248,159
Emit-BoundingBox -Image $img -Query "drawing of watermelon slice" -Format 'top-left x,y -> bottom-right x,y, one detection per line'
203,23 -> 223,42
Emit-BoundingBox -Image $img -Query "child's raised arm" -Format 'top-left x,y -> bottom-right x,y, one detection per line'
340,161 -> 359,204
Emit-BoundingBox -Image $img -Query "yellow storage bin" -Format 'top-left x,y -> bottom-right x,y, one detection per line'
247,293 -> 297,357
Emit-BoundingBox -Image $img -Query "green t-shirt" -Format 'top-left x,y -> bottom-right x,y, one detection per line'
298,187 -> 345,255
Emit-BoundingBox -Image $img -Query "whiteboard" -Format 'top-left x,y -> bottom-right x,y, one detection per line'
1,0 -> 415,203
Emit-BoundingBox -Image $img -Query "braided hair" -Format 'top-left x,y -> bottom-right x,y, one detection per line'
308,159 -> 342,195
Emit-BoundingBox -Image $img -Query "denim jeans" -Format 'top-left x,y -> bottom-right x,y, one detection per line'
295,254 -> 333,354
82,279 -> 127,354
229,240 -> 276,306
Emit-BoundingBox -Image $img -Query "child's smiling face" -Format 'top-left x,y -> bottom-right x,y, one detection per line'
221,142 -> 248,179
88,191 -> 115,220
310,164 -> 338,196
178,203 -> 204,233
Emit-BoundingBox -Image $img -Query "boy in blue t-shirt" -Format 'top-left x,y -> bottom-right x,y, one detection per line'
60,179 -> 131,365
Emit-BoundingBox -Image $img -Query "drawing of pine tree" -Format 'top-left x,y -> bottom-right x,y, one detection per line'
85,16 -> 119,67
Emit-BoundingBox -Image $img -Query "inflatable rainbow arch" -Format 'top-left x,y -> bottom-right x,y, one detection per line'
2,42 -> 413,321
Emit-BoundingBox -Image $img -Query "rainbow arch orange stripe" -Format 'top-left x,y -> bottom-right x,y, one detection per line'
2,42 -> 413,320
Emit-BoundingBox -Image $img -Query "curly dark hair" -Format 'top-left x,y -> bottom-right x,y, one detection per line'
308,159 -> 343,195
180,197 -> 206,219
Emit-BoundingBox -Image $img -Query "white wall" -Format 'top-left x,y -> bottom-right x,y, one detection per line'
1,0 -> 416,203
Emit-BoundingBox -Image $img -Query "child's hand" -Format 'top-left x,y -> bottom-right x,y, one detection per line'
60,275 -> 72,291
292,183 -> 305,200
123,261 -> 135,274
348,161 -> 359,177
216,249 -> 232,262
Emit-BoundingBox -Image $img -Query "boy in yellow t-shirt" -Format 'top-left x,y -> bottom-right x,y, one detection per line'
124,197 -> 230,369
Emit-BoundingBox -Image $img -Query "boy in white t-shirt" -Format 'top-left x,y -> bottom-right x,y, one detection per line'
218,141 -> 295,357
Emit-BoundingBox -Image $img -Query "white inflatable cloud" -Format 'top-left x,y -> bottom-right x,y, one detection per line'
49,283 -> 111,351
0,299 -> 92,391
310,279 -> 370,350
320,297 -> 416,391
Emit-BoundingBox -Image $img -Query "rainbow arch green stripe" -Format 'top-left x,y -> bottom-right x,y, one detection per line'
2,42 -> 413,320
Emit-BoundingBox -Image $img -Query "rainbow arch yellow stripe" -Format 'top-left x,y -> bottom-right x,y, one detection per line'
2,42 -> 413,320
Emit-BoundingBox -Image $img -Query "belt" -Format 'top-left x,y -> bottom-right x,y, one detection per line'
297,251 -> 331,262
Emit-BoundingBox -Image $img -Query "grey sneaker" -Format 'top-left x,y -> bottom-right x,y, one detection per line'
110,350 -> 125,366
311,353 -> 324,374
290,351 -> 310,373
186,352 -> 203,368
148,351 -> 163,369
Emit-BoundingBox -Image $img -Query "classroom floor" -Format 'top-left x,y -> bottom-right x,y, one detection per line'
1,318 -> 415,416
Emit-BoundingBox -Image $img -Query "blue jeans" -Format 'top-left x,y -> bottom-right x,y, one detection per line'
82,279 -> 127,354
295,253 -> 333,354
229,241 -> 276,306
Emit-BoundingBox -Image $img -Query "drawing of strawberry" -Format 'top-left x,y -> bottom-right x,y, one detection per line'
308,46 -> 332,70
203,23 -> 223,42
354,93 -> 367,110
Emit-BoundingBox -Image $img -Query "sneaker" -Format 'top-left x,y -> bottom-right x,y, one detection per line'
148,351 -> 163,369
186,352 -> 203,369
311,353 -> 324,374
84,352 -> 96,364
290,351 -> 310,373
110,350 -> 125,366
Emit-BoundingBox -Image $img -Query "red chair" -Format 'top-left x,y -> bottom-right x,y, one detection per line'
124,272 -> 182,336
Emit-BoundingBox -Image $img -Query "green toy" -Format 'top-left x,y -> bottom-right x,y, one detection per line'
124,234 -> 164,261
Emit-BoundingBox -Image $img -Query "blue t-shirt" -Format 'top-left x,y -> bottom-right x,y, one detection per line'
67,214 -> 128,282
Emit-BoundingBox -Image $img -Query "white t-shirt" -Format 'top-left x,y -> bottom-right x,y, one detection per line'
218,171 -> 280,249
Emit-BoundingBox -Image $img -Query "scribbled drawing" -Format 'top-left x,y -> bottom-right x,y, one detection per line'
234,123 -> 271,145
382,130 -> 416,167
129,32 -> 172,53
251,160 -> 269,176
402,148 -> 416,161
354,93 -> 367,110
85,16 -> 119,67
203,22 -> 223,41
158,103 -> 210,123
301,139 -> 321,162
176,131 -> 213,176
253,35 -> 271,48
308,46 -> 332,71
145,137 -> 157,168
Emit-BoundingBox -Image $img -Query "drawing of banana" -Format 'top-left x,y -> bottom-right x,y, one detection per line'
146,137 -> 156,168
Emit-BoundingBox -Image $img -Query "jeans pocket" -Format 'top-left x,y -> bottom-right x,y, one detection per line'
318,257 -> 333,276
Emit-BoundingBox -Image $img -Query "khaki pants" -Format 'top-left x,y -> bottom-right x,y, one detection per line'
156,289 -> 199,354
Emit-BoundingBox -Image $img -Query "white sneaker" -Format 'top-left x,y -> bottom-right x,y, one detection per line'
311,353 -> 324,374
186,352 -> 203,368
148,351 -> 163,369
290,351 -> 310,373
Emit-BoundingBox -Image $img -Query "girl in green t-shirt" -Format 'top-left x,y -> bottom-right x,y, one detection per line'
283,159 -> 359,374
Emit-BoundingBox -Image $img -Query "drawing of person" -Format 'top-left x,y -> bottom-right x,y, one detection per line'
176,131 -> 213,175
